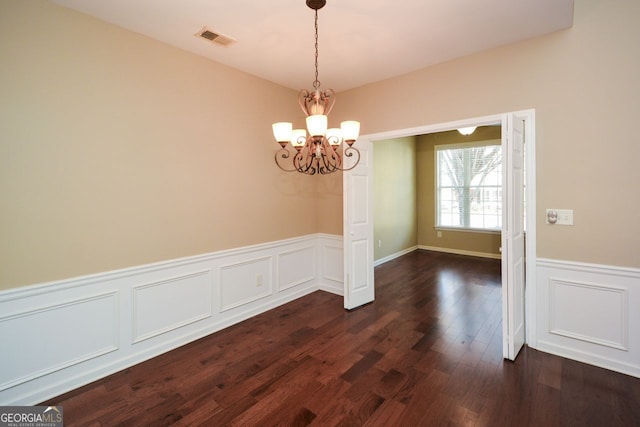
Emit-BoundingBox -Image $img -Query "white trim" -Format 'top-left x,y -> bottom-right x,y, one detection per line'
374,246 -> 419,266
435,227 -> 501,235
418,245 -> 501,260
537,341 -> 639,379
537,258 -> 640,278
363,114 -> 503,142
434,140 -> 502,231
0,235 -> 318,303
373,244 -> 511,268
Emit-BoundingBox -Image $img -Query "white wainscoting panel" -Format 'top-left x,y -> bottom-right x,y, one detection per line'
220,256 -> 273,312
0,292 -> 118,392
322,246 -> 342,283
549,279 -> 628,350
537,258 -> 640,378
132,270 -> 212,343
277,245 -> 315,292
0,234 -> 344,405
318,234 -> 344,295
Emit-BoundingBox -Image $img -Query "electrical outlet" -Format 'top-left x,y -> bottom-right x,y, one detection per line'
256,274 -> 263,287
437,231 -> 442,238
378,240 -> 382,248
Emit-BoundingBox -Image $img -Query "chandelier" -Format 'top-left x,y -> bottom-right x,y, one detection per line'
272,0 -> 360,175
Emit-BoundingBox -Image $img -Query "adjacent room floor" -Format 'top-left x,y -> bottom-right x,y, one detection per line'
43,250 -> 640,426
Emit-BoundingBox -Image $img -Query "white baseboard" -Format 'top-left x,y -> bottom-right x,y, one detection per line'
418,245 -> 501,260
536,258 -> 640,378
374,246 -> 419,267
536,340 -> 640,378
0,234 -> 344,405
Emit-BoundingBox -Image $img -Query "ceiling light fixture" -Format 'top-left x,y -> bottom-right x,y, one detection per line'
272,0 -> 360,175
457,126 -> 477,136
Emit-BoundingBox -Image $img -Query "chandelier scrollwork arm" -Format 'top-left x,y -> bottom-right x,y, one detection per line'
338,146 -> 360,172
275,135 -> 360,176
298,88 -> 335,117
274,148 -> 297,173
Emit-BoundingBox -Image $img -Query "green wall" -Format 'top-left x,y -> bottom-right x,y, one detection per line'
373,137 -> 417,261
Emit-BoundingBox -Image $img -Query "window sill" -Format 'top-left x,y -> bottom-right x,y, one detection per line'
435,226 -> 501,235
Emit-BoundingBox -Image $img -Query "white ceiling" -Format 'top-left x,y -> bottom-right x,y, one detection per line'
51,0 -> 574,92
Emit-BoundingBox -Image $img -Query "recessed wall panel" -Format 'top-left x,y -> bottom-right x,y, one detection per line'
220,257 -> 272,312
323,245 -> 343,283
0,292 -> 118,390
132,270 -> 212,343
549,279 -> 628,350
278,246 -> 315,291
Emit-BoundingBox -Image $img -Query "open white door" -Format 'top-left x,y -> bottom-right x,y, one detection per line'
343,138 -> 375,310
502,113 -> 526,360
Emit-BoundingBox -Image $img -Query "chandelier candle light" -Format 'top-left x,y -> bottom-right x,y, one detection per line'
272,0 -> 360,175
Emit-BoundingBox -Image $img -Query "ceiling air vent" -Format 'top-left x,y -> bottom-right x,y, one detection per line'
196,27 -> 236,47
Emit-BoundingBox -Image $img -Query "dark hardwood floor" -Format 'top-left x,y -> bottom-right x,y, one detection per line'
43,250 -> 640,426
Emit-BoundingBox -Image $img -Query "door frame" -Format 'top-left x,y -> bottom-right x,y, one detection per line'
343,110 -> 538,349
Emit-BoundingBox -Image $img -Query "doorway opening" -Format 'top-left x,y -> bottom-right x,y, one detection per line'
373,125 -> 503,266
343,111 -> 537,361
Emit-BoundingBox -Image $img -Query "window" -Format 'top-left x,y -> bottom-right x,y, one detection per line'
436,141 -> 502,231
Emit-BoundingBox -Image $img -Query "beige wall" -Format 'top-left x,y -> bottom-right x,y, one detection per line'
0,1 -> 321,289
3,0 -> 639,290
373,137 -> 417,260
332,0 -> 640,268
416,128 -> 502,255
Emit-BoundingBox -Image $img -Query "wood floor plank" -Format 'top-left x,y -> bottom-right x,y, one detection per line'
40,250 -> 640,426
529,383 -> 561,427
400,368 -> 450,425
303,377 -> 351,418
361,399 -> 406,426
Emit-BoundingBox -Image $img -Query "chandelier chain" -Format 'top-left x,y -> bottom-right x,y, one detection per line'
313,9 -> 320,89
